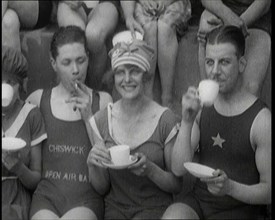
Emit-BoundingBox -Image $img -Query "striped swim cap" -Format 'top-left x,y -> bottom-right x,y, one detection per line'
109,39 -> 154,72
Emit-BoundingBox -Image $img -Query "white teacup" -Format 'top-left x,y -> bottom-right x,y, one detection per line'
112,30 -> 143,46
198,80 -> 219,106
2,83 -> 14,107
109,145 -> 130,166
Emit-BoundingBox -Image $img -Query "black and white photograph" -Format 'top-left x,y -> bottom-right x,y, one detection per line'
2,0 -> 271,219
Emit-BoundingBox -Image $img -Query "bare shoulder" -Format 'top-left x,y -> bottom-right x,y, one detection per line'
26,89 -> 43,107
98,91 -> 113,110
251,107 -> 271,148
253,107 -> 271,128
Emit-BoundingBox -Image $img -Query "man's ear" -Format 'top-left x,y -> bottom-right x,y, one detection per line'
50,56 -> 57,72
239,56 -> 247,74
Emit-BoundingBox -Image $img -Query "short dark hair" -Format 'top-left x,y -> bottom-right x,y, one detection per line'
50,25 -> 88,60
206,25 -> 245,57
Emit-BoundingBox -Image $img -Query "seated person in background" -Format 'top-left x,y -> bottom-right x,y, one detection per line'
134,0 -> 192,108
27,26 -> 113,220
57,0 -> 120,90
2,46 -> 47,220
86,39 -> 182,219
197,0 -> 271,96
162,26 -> 271,219
2,0 -> 53,51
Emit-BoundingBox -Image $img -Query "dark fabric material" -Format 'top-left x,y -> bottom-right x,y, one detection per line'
2,180 -> 31,220
199,99 -> 265,185
94,107 -> 178,219
177,98 -> 266,218
180,189 -> 262,219
2,103 -> 47,220
34,1 -> 53,29
222,0 -> 271,34
82,0 -> 120,16
30,88 -> 103,219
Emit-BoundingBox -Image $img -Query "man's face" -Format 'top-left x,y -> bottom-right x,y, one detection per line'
51,42 -> 88,92
205,42 -> 245,94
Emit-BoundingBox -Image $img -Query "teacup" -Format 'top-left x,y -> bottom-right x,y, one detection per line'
198,80 -> 219,106
2,83 -> 14,107
109,145 -> 130,166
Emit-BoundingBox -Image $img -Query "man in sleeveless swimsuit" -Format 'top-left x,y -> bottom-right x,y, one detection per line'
162,26 -> 271,219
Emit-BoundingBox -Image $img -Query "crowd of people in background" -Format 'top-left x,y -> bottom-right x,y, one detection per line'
2,1 -> 271,220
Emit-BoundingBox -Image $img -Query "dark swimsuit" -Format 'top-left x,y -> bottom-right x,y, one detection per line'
34,0 -> 53,29
81,0 -> 120,16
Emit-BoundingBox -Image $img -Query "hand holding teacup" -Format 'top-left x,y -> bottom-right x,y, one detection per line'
181,80 -> 219,122
181,87 -> 201,123
198,79 -> 219,107
87,142 -> 111,168
128,152 -> 151,177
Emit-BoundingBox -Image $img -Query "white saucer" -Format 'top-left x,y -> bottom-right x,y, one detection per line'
2,137 -> 26,152
184,162 -> 215,178
102,155 -> 138,170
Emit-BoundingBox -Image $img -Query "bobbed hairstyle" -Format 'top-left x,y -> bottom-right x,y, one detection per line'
50,25 -> 89,60
206,25 -> 245,58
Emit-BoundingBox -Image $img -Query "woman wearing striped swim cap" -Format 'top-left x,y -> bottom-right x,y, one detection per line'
87,39 -> 182,219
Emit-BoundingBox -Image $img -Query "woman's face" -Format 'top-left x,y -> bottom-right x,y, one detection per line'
51,42 -> 88,92
114,64 -> 145,100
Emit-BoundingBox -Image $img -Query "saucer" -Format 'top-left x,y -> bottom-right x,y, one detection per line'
184,162 -> 215,178
2,137 -> 26,152
102,155 -> 138,170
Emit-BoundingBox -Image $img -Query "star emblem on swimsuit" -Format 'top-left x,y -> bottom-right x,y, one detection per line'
212,133 -> 225,148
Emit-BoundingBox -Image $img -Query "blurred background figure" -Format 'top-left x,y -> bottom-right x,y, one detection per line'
2,46 -> 47,220
197,0 -> 271,96
134,0 -> 191,109
2,0 -> 53,51
57,1 -> 120,90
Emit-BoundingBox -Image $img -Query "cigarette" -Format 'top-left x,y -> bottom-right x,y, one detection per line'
75,82 -> 78,90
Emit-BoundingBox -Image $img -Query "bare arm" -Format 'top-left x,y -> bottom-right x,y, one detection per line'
201,0 -> 244,27
227,108 -> 271,204
120,0 -> 144,36
240,0 -> 271,27
171,87 -> 201,176
145,137 -> 182,193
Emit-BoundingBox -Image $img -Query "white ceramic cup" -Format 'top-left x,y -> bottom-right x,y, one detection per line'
198,80 -> 219,106
2,83 -> 14,107
109,145 -> 130,165
112,30 -> 143,46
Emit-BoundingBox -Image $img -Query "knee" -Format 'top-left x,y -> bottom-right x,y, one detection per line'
247,30 -> 271,56
85,27 -> 106,49
162,203 -> 198,219
2,9 -> 20,31
158,20 -> 175,37
143,20 -> 157,32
